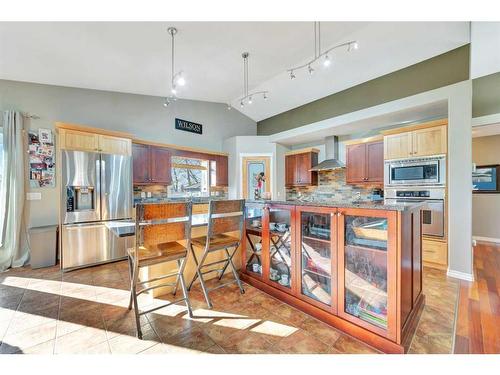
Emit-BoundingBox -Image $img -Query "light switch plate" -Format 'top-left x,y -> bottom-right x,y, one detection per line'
140,192 -> 146,198
27,192 -> 42,201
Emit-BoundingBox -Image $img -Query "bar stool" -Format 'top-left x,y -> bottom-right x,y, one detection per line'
128,202 -> 194,339
187,199 -> 245,308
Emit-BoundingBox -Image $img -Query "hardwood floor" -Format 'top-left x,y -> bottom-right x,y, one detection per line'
454,242 -> 500,354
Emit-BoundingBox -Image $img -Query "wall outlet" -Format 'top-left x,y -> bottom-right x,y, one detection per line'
27,192 -> 42,201
146,192 -> 152,198
140,192 -> 146,198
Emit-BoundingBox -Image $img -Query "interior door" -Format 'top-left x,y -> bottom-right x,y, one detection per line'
242,156 -> 271,199
101,153 -> 132,220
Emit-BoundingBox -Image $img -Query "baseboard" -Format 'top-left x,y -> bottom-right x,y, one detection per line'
472,236 -> 500,244
447,269 -> 474,282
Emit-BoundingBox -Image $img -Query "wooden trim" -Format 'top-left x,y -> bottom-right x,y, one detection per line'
133,138 -> 228,156
171,163 -> 208,170
380,118 -> 448,136
343,135 -> 383,146
240,272 -> 404,353
55,122 -> 134,139
284,147 -> 320,156
241,156 -> 271,199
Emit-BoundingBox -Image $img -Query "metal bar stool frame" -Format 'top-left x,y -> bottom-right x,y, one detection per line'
187,199 -> 246,308
128,202 -> 194,339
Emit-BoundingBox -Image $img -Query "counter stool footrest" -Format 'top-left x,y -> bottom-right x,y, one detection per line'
207,279 -> 238,292
137,281 -> 177,295
137,271 -> 180,286
199,258 -> 229,268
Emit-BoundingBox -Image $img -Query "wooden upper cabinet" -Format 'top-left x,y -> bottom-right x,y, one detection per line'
366,141 -> 384,182
412,126 -> 447,157
60,129 -> 99,152
132,143 -> 151,184
216,155 -> 229,187
150,147 -> 172,185
285,154 -> 297,187
285,150 -> 318,187
384,133 -> 411,160
346,141 -> 383,184
59,129 -> 131,155
384,123 -> 447,159
346,143 -> 366,183
98,134 -> 131,155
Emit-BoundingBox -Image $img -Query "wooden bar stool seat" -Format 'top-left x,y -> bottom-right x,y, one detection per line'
191,234 -> 239,251
187,199 -> 246,308
127,242 -> 187,267
128,202 -> 194,339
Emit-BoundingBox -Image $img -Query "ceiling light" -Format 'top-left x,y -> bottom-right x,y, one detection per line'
227,104 -> 232,110
237,52 -> 269,107
176,74 -> 186,86
163,98 -> 170,107
323,55 -> 331,67
164,27 -> 187,106
286,21 -> 358,79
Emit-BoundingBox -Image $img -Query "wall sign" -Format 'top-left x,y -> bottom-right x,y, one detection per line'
175,118 -> 203,135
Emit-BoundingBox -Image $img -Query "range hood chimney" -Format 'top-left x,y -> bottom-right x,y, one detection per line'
309,135 -> 345,171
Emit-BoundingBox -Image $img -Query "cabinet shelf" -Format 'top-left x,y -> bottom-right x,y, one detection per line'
302,235 -> 331,244
303,268 -> 331,279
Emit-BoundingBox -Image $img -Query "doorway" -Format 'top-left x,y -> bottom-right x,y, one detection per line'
241,156 -> 271,199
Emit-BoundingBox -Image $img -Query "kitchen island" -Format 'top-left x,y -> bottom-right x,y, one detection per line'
241,199 -> 425,354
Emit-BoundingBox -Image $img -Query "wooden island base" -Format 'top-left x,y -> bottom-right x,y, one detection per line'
242,201 -> 426,354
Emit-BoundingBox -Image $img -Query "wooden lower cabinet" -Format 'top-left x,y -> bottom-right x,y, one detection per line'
241,202 -> 424,353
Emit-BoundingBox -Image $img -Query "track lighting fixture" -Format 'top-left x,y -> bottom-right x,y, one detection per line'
163,27 -> 187,107
237,52 -> 269,107
287,22 -> 358,79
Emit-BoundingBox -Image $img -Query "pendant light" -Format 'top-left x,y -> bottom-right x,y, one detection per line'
238,52 -> 268,108
164,27 -> 186,107
287,22 -> 359,80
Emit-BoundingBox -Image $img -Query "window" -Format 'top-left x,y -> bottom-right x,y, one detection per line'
169,156 -> 209,197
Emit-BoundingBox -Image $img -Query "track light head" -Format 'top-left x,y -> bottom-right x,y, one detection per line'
163,98 -> 170,107
290,71 -> 296,80
308,65 -> 314,75
348,41 -> 359,52
263,93 -> 268,100
240,101 -> 244,108
323,55 -> 331,67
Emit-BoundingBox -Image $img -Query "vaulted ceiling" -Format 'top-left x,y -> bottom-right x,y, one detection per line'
0,22 -> 469,121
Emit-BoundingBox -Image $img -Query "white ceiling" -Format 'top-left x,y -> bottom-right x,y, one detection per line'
0,22 -> 469,122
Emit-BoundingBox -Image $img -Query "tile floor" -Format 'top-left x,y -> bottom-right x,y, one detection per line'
0,261 -> 458,354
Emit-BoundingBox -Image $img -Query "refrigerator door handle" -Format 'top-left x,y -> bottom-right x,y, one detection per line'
96,157 -> 102,221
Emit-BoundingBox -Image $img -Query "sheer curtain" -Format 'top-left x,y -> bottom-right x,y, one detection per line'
0,111 -> 30,272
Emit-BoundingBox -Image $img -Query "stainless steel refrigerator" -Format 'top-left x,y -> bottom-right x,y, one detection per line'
61,150 -> 132,270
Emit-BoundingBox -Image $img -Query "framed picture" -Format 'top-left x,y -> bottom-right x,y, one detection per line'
472,164 -> 500,193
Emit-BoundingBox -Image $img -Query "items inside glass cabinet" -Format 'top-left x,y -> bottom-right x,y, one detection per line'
245,205 -> 264,275
300,212 -> 332,306
344,215 -> 388,329
268,208 -> 292,288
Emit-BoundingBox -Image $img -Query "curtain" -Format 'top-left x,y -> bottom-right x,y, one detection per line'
0,111 -> 30,272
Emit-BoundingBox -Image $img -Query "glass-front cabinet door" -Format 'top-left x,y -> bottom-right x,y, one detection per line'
338,208 -> 397,341
243,203 -> 265,278
296,207 -> 337,313
264,204 -> 296,293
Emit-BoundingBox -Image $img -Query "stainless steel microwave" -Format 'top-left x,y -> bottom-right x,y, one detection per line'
384,156 -> 446,187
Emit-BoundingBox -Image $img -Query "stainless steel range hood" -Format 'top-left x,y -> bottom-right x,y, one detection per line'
309,135 -> 345,171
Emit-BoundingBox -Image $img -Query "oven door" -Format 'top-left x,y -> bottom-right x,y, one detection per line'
388,161 -> 440,186
385,198 -> 444,238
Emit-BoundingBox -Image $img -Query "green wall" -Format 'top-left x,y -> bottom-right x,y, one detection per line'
472,71 -> 500,118
257,45 -> 470,135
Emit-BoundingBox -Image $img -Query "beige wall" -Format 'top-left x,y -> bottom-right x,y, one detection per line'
472,134 -> 500,240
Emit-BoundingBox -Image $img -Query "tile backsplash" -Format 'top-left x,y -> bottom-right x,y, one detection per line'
133,184 -> 228,200
286,169 -> 381,201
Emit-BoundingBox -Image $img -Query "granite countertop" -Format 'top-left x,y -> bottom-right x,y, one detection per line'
106,213 -> 210,237
245,199 -> 427,212
133,197 -> 227,206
